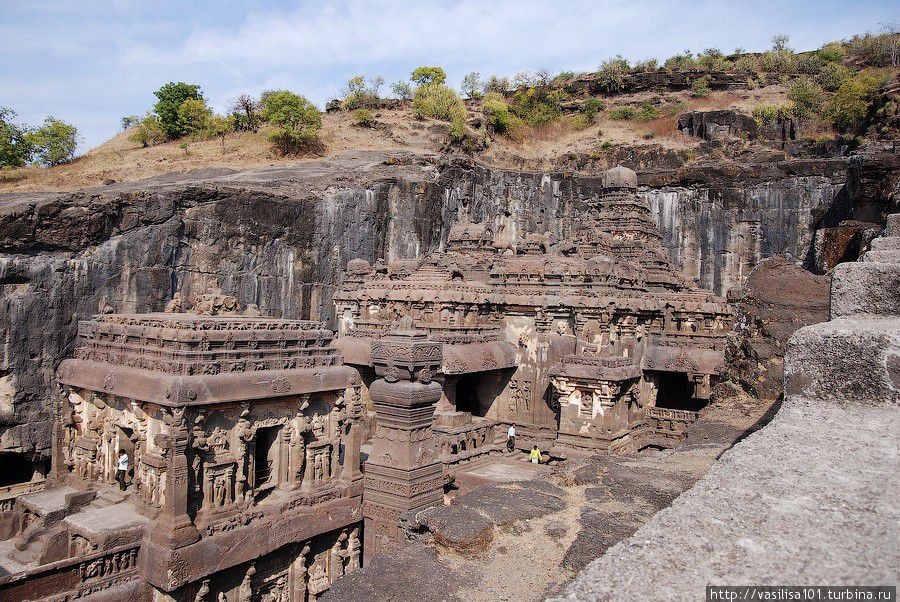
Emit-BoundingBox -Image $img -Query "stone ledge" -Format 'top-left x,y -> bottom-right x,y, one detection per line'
551,396 -> 900,601
784,317 -> 900,407
830,262 -> 900,319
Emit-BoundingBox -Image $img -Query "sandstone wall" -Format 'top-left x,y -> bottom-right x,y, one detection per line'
0,151 -> 894,460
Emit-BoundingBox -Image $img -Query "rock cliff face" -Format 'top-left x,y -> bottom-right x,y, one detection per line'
0,149 -> 896,460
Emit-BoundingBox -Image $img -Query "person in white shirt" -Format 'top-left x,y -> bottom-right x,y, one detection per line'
506,425 -> 516,452
116,449 -> 129,491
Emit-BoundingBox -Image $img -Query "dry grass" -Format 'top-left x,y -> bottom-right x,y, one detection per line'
1,86 -> 793,193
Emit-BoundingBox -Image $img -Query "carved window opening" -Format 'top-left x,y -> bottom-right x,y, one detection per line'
653,371 -> 706,412
455,374 -> 489,418
254,425 -> 281,491
0,452 -> 40,487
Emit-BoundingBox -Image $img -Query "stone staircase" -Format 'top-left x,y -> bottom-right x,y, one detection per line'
786,213 -> 900,405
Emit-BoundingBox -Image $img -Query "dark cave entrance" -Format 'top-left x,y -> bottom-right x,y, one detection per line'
0,452 -> 38,487
455,374 -> 486,417
654,372 -> 707,412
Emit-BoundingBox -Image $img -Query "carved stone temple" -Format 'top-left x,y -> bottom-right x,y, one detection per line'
0,165 -> 733,600
0,313 -> 366,601
334,166 -> 731,458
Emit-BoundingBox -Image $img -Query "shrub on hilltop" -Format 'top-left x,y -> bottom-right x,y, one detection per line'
0,107 -> 34,168
152,82 -> 205,139
27,117 -> 79,166
260,90 -> 322,154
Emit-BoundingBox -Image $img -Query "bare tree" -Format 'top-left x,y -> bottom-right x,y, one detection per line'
230,94 -> 260,132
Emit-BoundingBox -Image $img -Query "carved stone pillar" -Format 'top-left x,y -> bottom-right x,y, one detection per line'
149,407 -> 200,549
363,328 -> 443,564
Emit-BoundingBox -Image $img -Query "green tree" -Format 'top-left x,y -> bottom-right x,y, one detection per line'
128,114 -> 166,147
28,117 -> 79,166
260,90 -> 322,154
411,66 -> 447,86
206,114 -> 235,150
177,98 -> 212,139
461,72 -> 483,99
153,82 -> 204,139
0,107 -> 33,167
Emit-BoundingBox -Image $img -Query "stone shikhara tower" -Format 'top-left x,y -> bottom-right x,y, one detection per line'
363,325 -> 444,562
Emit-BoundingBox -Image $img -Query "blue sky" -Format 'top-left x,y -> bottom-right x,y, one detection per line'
2,0 -> 897,151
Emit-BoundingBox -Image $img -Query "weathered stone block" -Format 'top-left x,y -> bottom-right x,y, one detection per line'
784,317 -> 900,406
830,261 -> 900,319
871,236 -> 900,251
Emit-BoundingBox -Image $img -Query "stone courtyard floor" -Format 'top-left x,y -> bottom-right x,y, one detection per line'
325,392 -> 778,602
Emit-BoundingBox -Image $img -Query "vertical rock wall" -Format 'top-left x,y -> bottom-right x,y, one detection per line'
0,154 -> 889,461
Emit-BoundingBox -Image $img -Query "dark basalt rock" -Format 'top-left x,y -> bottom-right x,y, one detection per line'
0,149 -> 896,463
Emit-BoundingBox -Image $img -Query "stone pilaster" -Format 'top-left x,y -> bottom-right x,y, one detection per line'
363,328 -> 444,563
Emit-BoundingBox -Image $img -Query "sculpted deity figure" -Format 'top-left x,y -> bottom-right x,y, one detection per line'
164,292 -> 183,313
346,528 -> 361,573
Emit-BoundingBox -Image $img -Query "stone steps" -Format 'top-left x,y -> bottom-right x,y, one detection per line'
830,214 -> 900,319
784,316 -> 900,406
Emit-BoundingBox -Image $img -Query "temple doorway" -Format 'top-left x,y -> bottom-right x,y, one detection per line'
456,374 -> 486,417
654,372 -> 706,412
116,426 -> 135,483
255,426 -> 280,488
0,452 -> 34,487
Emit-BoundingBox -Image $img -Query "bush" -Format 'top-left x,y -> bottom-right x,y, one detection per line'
794,53 -> 825,74
510,86 -> 562,126
120,115 -> 140,131
817,62 -> 853,92
847,28 -> 900,68
341,75 -> 383,111
581,97 -> 605,123
752,105 -> 781,128
825,70 -> 890,133
483,92 -> 522,137
205,114 -> 235,149
758,51 -> 794,73
554,71 -> 575,82
353,109 -> 376,127
176,98 -> 212,138
413,82 -> 466,123
128,115 -> 166,147
0,107 -> 33,167
637,103 -> 659,121
787,76 -> 826,120
596,55 -> 629,93
484,75 -> 511,94
461,72 -> 483,99
698,48 -> 726,71
411,66 -> 447,86
664,50 -> 698,71
230,94 -> 261,132
609,106 -> 638,120
818,42 -> 846,63
690,75 -> 712,98
260,90 -> 322,154
391,81 -> 412,101
152,82 -> 204,139
28,117 -> 79,166
633,58 -> 659,71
